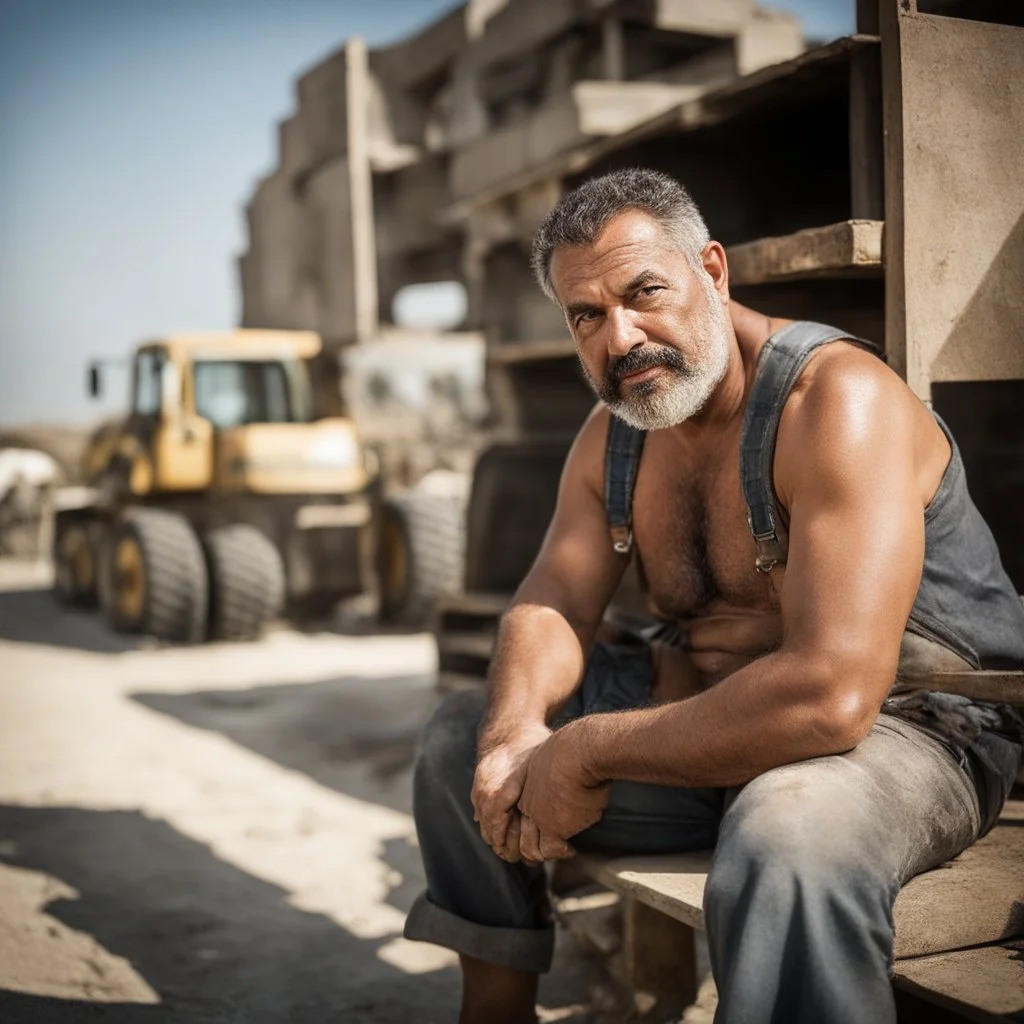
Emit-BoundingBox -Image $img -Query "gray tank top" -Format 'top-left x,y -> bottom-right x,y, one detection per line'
604,321 -> 1024,745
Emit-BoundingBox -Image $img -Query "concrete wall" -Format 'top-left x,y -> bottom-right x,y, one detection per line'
884,11 -> 1024,399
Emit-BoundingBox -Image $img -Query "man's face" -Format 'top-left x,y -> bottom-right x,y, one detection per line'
549,210 -> 731,431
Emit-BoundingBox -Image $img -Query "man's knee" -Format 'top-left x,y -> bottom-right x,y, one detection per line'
706,765 -> 886,919
414,690 -> 485,798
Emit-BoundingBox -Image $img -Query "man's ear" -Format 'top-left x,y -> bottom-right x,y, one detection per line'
701,242 -> 730,304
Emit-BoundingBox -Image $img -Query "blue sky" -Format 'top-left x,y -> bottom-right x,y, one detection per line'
0,0 -> 855,426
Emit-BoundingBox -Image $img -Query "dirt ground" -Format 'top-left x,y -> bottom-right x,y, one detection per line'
0,559 -> 611,1023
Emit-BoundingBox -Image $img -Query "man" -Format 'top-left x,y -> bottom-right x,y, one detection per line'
404,169 -> 1024,1024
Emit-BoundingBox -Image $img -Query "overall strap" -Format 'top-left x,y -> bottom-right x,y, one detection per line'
604,414 -> 646,555
740,321 -> 883,573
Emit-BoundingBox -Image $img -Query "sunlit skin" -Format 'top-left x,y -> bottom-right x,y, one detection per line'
460,210 -> 955,1023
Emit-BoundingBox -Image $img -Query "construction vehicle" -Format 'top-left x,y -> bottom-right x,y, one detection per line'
53,330 -> 377,642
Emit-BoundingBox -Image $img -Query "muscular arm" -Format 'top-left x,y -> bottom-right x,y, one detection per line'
479,408 -> 627,746
536,354 -> 927,793
471,407 -> 627,856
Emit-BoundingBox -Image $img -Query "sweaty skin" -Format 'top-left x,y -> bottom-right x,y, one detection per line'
471,210 -> 955,865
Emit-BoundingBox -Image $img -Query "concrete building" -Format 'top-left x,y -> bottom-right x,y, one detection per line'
238,0 -> 804,351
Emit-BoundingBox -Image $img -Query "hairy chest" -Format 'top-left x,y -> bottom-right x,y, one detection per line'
630,438 -> 781,619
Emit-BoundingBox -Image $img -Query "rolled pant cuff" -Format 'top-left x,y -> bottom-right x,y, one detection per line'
403,892 -> 555,973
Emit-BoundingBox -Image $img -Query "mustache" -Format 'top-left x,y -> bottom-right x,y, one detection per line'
606,345 -> 689,391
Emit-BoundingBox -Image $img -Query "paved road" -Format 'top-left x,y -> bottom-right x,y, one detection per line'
0,561 -> 602,1023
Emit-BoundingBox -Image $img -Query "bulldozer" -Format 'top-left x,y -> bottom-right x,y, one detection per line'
54,329 -> 377,642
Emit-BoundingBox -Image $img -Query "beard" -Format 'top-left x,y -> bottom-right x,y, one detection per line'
581,277 -> 731,431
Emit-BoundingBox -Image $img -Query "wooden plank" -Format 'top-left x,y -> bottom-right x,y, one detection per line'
584,803 -> 1024,959
725,220 -> 883,286
900,671 -> 1024,706
690,34 -> 878,125
893,814 -> 1024,959
584,852 -> 712,932
892,941 -> 1024,1023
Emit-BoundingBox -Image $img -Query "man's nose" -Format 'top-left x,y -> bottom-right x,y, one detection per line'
606,307 -> 645,357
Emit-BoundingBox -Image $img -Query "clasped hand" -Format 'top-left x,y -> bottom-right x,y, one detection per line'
471,720 -> 609,864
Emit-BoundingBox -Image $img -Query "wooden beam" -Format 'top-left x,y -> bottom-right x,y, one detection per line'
725,220 -> 884,286
893,941 -> 1024,1022
899,671 -> 1024,706
621,895 -> 698,1021
585,802 -> 1024,958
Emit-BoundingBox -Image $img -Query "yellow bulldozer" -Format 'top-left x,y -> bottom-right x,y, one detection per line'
54,330 -> 376,642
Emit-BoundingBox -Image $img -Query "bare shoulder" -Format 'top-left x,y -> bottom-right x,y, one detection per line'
774,342 -> 920,503
782,341 -> 916,444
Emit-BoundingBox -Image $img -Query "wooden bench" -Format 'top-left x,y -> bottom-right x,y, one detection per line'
576,799 -> 1024,1022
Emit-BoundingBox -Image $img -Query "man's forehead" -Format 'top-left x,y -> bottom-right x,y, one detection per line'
550,210 -> 678,300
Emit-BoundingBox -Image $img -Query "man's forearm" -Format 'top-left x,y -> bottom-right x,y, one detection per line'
573,649 -> 879,788
479,601 -> 590,750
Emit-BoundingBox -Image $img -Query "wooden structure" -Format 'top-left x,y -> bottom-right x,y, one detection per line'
575,798 -> 1024,1021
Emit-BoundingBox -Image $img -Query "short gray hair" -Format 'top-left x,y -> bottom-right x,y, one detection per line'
530,168 -> 710,301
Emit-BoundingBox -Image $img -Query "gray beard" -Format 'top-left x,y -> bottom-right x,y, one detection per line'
583,283 -> 731,432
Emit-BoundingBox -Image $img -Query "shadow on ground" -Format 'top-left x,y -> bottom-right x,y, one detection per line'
0,588 -> 142,654
132,673 -> 441,817
0,805 -> 460,1024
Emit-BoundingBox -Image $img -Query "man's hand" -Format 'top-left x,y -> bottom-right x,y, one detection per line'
517,721 -> 610,860
472,723 -> 557,862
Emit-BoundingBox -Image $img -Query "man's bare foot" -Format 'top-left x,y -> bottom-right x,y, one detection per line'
459,954 -> 539,1024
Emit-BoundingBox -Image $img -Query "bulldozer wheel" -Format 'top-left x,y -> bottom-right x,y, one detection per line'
54,519 -> 98,607
102,508 -> 208,642
377,491 -> 465,627
203,524 -> 285,641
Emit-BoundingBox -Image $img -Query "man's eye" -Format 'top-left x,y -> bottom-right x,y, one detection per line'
576,310 -> 599,327
639,286 -> 662,297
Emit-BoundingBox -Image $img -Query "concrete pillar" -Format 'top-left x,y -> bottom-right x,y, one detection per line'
602,16 -> 625,81
345,37 -> 379,343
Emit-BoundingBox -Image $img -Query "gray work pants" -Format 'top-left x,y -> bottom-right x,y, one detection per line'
404,643 -> 1022,1024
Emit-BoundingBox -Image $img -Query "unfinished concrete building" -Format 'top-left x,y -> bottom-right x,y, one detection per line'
239,0 -> 804,348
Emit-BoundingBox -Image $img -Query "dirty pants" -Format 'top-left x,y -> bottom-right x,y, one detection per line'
404,643 -> 1022,1024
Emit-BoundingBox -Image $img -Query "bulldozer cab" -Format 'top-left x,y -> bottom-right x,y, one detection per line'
107,340 -> 217,495
190,356 -> 312,431
90,331 -> 366,500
